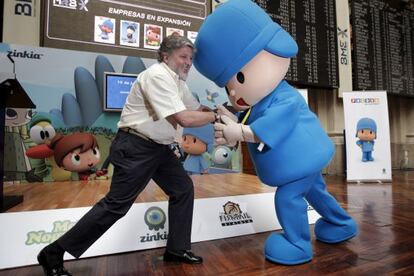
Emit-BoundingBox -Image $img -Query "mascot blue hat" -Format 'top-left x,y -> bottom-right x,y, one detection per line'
102,19 -> 114,31
356,118 -> 377,137
183,124 -> 214,152
194,0 -> 298,88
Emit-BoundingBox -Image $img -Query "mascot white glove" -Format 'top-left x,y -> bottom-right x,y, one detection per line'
214,115 -> 258,146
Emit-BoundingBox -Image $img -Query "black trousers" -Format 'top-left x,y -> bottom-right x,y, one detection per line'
57,131 -> 194,258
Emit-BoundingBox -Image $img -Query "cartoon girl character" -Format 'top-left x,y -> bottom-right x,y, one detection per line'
50,132 -> 103,181
356,117 -> 377,162
145,25 -> 161,46
182,124 -> 214,174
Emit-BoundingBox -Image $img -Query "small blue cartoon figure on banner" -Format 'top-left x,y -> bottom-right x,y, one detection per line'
356,117 -> 377,162
99,19 -> 114,40
182,124 -> 214,175
193,0 -> 358,265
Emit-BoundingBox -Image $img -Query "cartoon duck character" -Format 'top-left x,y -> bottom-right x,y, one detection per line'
356,117 -> 377,162
193,0 -> 357,265
26,113 -> 72,181
182,124 -> 214,175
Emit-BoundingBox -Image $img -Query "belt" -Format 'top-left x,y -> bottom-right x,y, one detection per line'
119,127 -> 152,142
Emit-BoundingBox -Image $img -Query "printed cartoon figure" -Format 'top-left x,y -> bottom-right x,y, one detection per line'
126,25 -> 136,43
49,132 -> 104,181
99,19 -> 114,40
193,0 -> 357,265
145,25 -> 161,46
3,107 -> 40,182
182,124 -> 214,174
26,113 -> 73,181
356,117 -> 377,162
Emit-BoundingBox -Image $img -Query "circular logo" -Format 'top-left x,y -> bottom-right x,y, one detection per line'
144,206 -> 166,230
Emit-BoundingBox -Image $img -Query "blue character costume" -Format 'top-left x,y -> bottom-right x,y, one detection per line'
194,0 -> 357,265
356,117 -> 377,162
182,124 -> 214,174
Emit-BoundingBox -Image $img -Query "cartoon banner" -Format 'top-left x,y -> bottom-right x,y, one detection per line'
0,42 -> 238,183
343,91 -> 392,182
0,192 -> 320,269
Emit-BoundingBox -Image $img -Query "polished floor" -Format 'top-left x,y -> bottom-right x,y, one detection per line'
1,171 -> 414,275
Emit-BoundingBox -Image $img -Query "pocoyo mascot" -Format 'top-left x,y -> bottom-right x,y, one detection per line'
356,117 -> 377,162
194,0 -> 357,265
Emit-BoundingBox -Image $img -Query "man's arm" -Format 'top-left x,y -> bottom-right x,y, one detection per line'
168,110 -> 216,127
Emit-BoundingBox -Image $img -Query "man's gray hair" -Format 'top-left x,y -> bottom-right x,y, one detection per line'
157,34 -> 194,62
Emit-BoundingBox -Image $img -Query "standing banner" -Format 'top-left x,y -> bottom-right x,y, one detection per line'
343,91 -> 392,182
335,0 -> 352,97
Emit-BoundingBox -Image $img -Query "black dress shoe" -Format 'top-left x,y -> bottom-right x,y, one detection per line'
37,249 -> 72,276
163,250 -> 203,264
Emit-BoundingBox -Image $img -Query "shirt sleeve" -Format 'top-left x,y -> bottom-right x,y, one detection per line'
143,73 -> 187,119
182,84 -> 201,111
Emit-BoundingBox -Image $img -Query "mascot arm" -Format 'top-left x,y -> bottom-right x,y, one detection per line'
250,95 -> 300,149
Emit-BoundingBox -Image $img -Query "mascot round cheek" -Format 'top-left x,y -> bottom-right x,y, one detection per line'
194,0 -> 358,265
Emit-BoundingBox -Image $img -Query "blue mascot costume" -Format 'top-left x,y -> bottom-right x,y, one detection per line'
356,118 -> 377,162
194,0 -> 358,265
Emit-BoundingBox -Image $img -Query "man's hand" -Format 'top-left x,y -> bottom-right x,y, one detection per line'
217,105 -> 237,122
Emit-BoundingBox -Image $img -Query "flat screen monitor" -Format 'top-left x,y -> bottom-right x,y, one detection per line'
103,72 -> 137,112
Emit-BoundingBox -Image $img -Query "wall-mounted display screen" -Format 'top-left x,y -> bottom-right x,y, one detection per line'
104,72 -> 137,112
254,0 -> 339,89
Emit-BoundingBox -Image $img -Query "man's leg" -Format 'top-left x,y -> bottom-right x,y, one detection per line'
38,132 -> 162,274
152,146 -> 201,264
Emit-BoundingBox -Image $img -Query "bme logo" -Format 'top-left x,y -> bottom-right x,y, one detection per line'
14,0 -> 34,16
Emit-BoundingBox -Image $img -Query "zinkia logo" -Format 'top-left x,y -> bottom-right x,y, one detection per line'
8,50 -> 43,60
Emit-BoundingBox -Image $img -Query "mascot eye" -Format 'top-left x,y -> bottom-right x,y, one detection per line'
213,146 -> 232,165
26,110 -> 33,120
71,154 -> 81,166
361,130 -> 364,134
193,137 -> 197,143
43,125 -> 56,140
30,125 -> 47,145
236,72 -> 245,84
370,131 -> 373,134
6,108 -> 17,120
183,136 -> 187,141
225,86 -> 230,95
92,147 -> 100,159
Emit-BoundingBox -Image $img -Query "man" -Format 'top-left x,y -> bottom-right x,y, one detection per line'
37,34 -> 217,276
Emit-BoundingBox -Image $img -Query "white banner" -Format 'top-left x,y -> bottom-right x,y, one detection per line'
336,0 -> 353,97
0,193 -> 320,269
3,1 -> 40,46
343,91 -> 392,182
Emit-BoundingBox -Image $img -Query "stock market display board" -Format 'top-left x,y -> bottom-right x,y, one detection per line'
351,0 -> 414,96
254,0 -> 339,89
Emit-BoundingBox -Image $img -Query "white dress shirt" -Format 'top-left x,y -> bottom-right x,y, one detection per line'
118,62 -> 200,144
